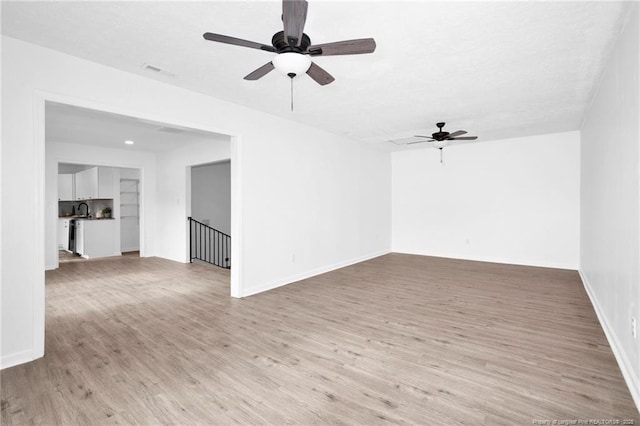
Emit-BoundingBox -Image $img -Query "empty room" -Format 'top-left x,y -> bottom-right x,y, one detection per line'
1,1 -> 639,424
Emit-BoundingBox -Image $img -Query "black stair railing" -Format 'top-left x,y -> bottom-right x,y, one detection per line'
188,217 -> 231,269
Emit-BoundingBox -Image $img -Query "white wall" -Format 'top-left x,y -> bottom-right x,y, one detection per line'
191,161 -> 231,235
580,4 -> 640,407
392,131 -> 580,269
157,139 -> 230,263
45,142 -> 157,270
1,36 -> 391,368
240,129 -> 391,296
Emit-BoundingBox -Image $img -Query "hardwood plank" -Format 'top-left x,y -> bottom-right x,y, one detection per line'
1,253 -> 636,424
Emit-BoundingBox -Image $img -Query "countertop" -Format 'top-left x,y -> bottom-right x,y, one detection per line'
58,215 -> 115,221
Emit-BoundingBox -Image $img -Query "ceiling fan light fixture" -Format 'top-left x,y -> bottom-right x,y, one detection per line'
272,52 -> 311,77
432,140 -> 449,149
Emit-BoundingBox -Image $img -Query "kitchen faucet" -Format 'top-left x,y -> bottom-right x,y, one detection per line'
78,202 -> 89,217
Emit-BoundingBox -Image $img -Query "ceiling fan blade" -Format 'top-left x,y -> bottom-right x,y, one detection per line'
413,135 -> 434,139
203,33 -> 276,52
450,136 -> 478,140
283,0 -> 308,47
244,62 -> 275,80
447,130 -> 467,138
306,62 -> 335,85
407,140 -> 430,145
307,38 -> 376,56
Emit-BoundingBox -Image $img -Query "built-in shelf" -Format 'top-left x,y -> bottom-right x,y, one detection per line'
119,179 -> 140,221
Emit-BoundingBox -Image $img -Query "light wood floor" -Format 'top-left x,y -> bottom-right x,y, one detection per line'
1,254 -> 636,424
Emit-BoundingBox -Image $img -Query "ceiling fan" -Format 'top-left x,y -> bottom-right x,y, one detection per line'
202,0 -> 376,87
406,122 -> 478,163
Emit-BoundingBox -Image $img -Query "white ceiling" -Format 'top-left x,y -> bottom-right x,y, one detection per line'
46,101 -> 229,153
3,1 -> 631,147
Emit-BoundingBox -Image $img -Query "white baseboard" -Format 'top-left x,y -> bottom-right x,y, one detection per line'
241,249 -> 391,298
0,349 -> 37,370
579,269 -> 640,412
392,249 -> 577,270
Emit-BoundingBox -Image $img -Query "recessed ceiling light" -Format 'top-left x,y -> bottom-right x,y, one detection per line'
125,140 -> 135,145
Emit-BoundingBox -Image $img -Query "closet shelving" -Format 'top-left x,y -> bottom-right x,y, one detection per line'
120,178 -> 139,222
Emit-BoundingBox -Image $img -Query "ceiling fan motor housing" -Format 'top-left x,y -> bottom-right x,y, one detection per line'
432,122 -> 449,140
272,31 -> 311,53
432,131 -> 450,141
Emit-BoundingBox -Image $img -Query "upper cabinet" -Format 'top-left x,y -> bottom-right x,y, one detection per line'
74,167 -> 114,200
74,168 -> 95,200
97,167 -> 115,199
57,174 -> 74,201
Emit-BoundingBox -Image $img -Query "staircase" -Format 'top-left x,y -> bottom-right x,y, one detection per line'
188,217 -> 230,269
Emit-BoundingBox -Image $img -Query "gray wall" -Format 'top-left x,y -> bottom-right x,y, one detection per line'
191,161 -> 231,235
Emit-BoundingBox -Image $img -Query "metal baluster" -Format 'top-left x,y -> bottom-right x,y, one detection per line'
187,217 -> 230,268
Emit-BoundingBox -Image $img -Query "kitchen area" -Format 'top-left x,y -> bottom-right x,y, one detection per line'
58,163 -> 140,260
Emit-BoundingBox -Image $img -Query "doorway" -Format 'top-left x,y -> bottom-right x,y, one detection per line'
189,161 -> 231,268
119,168 -> 141,254
43,99 -> 240,297
56,162 -> 143,264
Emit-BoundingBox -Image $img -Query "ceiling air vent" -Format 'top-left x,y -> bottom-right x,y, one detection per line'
143,64 -> 162,72
157,126 -> 186,134
142,63 -> 176,78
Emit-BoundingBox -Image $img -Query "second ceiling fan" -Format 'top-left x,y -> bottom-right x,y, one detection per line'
203,0 -> 376,86
408,122 -> 478,163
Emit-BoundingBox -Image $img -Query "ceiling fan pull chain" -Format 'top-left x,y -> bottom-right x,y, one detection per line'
289,73 -> 295,111
440,148 -> 443,164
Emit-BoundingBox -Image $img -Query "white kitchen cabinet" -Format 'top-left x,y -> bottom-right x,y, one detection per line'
58,174 -> 74,201
97,167 -> 115,198
57,218 -> 70,250
75,219 -> 119,259
75,167 -> 114,200
74,168 -> 95,200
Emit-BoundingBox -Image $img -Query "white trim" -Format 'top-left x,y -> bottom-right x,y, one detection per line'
0,350 -> 37,370
33,93 -> 46,360
242,250 -> 391,298
579,268 -> 640,412
184,165 -> 192,263
230,135 -> 242,298
391,249 -> 577,271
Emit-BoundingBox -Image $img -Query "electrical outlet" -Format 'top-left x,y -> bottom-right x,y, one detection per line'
632,317 -> 637,339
